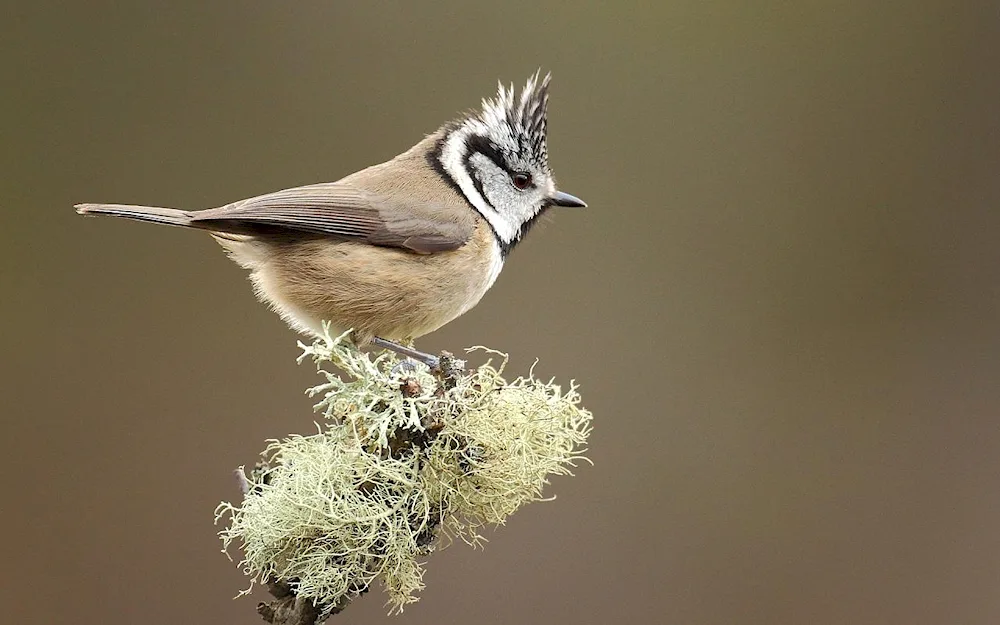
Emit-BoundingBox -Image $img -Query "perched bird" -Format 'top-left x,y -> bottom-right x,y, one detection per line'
76,72 -> 585,364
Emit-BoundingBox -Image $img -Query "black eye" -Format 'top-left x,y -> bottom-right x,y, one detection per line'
511,172 -> 532,190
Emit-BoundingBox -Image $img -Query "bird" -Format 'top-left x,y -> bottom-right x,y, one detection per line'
76,72 -> 585,366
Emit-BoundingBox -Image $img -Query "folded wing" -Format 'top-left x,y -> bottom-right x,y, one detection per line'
193,182 -> 473,254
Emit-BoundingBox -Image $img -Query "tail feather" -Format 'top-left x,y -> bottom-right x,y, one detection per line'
75,203 -> 193,227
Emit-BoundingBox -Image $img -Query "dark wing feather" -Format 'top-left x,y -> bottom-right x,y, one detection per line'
190,182 -> 472,254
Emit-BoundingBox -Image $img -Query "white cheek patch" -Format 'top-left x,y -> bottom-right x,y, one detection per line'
440,122 -> 520,245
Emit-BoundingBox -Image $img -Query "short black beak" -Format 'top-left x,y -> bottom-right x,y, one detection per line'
549,190 -> 587,208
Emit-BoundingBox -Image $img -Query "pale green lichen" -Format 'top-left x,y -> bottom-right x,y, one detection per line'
216,326 -> 592,615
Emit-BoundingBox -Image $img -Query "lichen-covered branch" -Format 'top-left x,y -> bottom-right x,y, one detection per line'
216,326 -> 592,620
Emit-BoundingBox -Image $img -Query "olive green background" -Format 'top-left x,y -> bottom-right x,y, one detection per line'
4,2 -> 1000,624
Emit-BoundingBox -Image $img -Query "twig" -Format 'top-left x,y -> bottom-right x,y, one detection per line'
257,578 -> 351,625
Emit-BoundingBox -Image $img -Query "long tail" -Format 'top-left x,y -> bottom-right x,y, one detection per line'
75,203 -> 194,227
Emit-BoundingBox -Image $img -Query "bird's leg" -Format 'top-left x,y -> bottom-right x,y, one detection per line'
371,337 -> 441,370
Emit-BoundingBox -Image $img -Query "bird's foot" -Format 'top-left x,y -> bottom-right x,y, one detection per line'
372,337 -> 441,371
389,358 -> 420,378
372,337 -> 467,390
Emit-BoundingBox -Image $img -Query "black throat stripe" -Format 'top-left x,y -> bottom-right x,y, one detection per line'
428,130 -> 533,259
462,137 -> 526,256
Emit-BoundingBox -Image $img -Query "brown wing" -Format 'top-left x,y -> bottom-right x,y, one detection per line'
190,182 -> 472,254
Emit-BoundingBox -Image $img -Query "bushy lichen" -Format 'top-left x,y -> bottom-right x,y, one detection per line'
216,327 -> 592,615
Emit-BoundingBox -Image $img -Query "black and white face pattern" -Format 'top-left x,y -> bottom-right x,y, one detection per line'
437,72 -> 556,254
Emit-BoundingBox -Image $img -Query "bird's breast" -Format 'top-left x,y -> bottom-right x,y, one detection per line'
242,220 -> 503,342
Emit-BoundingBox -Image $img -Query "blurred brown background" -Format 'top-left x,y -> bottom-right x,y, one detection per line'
3,2 -> 1000,624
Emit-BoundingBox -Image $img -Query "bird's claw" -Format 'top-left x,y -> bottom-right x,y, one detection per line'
389,358 -> 421,378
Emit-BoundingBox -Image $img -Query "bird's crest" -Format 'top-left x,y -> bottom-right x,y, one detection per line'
474,71 -> 551,171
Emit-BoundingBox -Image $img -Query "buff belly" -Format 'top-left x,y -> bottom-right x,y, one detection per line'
214,224 -> 502,344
